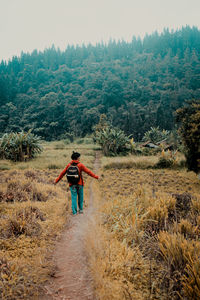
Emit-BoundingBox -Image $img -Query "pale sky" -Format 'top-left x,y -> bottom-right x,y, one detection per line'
0,0 -> 200,61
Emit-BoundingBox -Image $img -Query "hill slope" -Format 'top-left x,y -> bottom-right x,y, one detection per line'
0,26 -> 200,140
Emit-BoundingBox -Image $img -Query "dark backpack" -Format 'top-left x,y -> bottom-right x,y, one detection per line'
66,162 -> 80,185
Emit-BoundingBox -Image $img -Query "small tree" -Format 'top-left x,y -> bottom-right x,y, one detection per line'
143,126 -> 170,144
95,126 -> 130,156
0,130 -> 43,161
176,99 -> 200,175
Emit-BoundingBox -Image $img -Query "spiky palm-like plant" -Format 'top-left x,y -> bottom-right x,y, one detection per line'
0,130 -> 42,161
96,126 -> 130,156
143,126 -> 170,144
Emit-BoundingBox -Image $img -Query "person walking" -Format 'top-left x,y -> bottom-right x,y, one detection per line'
54,151 -> 99,215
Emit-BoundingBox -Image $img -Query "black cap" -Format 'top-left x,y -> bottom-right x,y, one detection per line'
71,151 -> 80,160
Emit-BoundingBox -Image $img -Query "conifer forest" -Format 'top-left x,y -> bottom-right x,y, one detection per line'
0,26 -> 200,141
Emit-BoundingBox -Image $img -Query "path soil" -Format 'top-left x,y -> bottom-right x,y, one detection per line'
40,152 -> 100,300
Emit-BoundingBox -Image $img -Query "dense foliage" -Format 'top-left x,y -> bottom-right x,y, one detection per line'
95,126 -> 130,156
142,126 -> 170,143
176,99 -> 200,174
0,26 -> 200,140
0,130 -> 42,161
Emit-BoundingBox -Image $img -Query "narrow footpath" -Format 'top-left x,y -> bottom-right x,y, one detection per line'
40,152 -> 100,300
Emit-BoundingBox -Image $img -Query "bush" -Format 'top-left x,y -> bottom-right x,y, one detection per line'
1,178 -> 48,203
0,130 -> 42,162
63,138 -> 71,144
76,138 -> 85,144
143,126 -> 170,144
140,147 -> 160,156
95,126 -> 130,156
154,157 -> 174,168
0,207 -> 44,238
58,132 -> 74,142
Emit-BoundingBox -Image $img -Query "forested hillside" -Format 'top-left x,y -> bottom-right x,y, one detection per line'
0,26 -> 200,140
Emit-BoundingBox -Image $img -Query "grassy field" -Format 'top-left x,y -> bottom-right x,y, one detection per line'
1,143 -> 200,299
90,154 -> 200,300
0,141 -> 96,299
0,140 -> 97,171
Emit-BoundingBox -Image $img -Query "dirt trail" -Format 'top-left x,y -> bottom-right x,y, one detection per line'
40,152 -> 100,300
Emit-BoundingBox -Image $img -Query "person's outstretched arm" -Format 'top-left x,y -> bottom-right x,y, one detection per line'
80,164 -> 99,179
54,163 -> 70,184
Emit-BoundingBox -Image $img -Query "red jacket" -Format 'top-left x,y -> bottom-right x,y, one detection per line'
54,160 -> 99,186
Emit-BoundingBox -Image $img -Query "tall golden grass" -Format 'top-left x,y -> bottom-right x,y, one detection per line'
1,144 -> 199,299
0,169 -> 70,299
90,155 -> 200,299
0,142 -> 96,299
87,181 -> 150,300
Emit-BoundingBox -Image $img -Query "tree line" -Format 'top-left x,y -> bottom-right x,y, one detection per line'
0,26 -> 200,141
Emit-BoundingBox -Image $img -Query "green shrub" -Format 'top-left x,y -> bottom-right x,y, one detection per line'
95,126 -> 130,156
59,132 -> 74,142
63,138 -> 71,145
143,126 -> 170,144
140,147 -> 160,156
76,138 -> 85,144
154,157 -> 174,168
0,130 -> 42,162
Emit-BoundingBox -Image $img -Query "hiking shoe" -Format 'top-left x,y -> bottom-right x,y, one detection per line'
79,210 -> 83,214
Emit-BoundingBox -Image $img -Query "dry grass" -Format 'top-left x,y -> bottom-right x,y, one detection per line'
94,156 -> 200,299
102,152 -> 185,170
102,155 -> 159,170
0,140 -> 96,170
87,181 -> 150,300
0,142 -> 96,299
0,169 -> 68,299
1,144 -> 199,299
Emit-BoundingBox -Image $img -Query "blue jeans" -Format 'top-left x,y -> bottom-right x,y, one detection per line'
69,185 -> 84,215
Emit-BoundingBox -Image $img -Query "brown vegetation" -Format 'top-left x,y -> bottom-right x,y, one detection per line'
91,160 -> 200,299
0,169 -> 69,299
0,142 -> 95,299
1,142 -> 199,299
